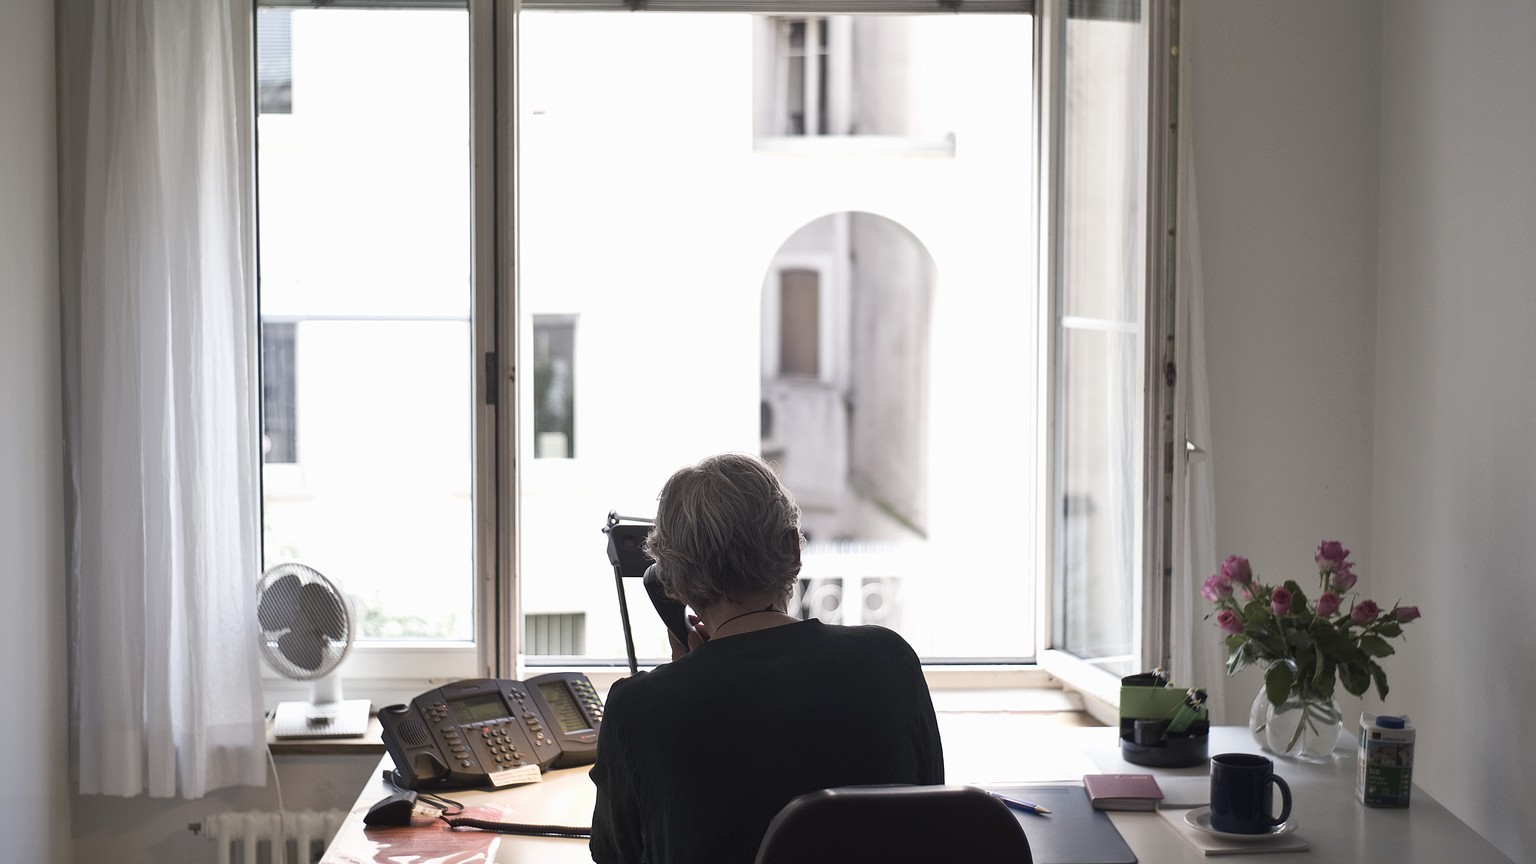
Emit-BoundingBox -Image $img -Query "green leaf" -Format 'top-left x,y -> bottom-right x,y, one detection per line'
1371,663 -> 1390,701
1251,631 -> 1287,658
1226,639 -> 1256,675
1339,662 -> 1371,697
1286,628 -> 1314,651
1311,652 -> 1337,696
1265,662 -> 1296,706
1376,621 -> 1403,638
1312,626 -> 1347,654
1283,579 -> 1309,610
1359,635 -> 1396,658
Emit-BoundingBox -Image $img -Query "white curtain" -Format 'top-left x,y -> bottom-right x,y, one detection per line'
57,0 -> 268,798
1167,35 -> 1228,721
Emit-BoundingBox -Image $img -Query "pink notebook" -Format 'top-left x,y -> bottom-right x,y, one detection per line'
1082,773 -> 1165,811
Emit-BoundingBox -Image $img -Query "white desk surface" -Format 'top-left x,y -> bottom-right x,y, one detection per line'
321,721 -> 1514,864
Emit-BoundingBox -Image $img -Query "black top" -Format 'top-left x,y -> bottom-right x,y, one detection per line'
589,619 -> 945,864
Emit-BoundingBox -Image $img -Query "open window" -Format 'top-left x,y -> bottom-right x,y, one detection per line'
253,0 -> 1173,705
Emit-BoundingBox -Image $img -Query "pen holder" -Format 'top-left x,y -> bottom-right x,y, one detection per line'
1118,676 -> 1210,768
1119,719 -> 1209,767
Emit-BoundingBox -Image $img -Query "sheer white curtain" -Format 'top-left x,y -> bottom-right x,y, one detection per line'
1167,42 -> 1227,720
57,0 -> 267,798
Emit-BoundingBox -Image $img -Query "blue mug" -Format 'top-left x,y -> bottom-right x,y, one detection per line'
1209,753 -> 1292,834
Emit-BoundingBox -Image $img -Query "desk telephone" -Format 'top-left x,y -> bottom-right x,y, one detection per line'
378,673 -> 603,791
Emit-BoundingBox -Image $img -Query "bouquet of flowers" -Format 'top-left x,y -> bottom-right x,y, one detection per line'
1203,541 -> 1421,708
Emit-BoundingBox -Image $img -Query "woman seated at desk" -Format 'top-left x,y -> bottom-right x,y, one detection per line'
590,452 -> 945,864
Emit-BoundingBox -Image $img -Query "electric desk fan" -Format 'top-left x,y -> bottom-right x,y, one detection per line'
257,562 -> 370,738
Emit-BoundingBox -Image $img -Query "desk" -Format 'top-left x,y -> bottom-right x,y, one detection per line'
320,723 -> 1514,863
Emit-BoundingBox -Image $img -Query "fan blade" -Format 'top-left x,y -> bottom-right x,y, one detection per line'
298,581 -> 348,640
278,630 -> 330,672
258,573 -> 304,631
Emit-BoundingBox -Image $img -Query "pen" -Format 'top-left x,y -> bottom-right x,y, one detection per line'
988,791 -> 1051,815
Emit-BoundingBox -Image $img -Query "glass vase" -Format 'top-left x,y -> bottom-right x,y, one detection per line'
1248,682 -> 1344,761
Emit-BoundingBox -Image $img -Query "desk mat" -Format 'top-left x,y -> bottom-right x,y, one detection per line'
982,784 -> 1137,864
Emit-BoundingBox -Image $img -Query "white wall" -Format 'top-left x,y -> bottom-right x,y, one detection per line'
1191,0 -> 1535,859
1372,2 -> 1536,859
0,1 -> 70,863
1189,0 -> 1382,719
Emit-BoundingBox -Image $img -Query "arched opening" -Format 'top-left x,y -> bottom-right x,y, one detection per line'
760,211 -> 934,628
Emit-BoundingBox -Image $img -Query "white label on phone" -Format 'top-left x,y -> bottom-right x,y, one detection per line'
488,764 -> 543,787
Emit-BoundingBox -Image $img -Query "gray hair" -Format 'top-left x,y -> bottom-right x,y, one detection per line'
644,452 -> 804,611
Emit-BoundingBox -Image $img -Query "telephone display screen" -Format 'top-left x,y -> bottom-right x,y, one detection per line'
451,692 -> 510,724
538,680 -> 591,733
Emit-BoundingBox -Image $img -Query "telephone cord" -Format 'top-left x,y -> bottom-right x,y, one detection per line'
440,815 -> 592,838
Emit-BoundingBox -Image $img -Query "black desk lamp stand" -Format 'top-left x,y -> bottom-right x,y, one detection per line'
603,511 -> 654,676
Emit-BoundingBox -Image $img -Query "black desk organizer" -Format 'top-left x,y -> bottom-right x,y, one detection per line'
1119,717 -> 1210,767
1118,670 -> 1210,768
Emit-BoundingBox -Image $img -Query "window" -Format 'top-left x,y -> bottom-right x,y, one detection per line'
525,612 -> 587,656
533,316 -> 577,459
771,17 -> 834,136
777,269 -> 820,377
254,0 -> 1168,697
1045,0 -> 1163,687
256,8 -> 292,115
255,7 -> 477,667
519,11 -> 1034,666
261,321 -> 297,464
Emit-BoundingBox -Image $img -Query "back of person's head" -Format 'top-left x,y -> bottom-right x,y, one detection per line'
645,452 -> 804,611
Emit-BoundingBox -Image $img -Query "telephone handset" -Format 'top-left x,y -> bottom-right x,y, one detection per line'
643,563 -> 691,645
378,672 -> 604,791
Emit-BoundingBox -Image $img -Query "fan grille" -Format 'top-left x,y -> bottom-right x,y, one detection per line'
257,563 -> 354,682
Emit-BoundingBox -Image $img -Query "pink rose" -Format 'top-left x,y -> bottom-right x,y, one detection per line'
1221,555 -> 1254,586
1201,572 -> 1233,602
1394,605 -> 1421,623
1331,561 -> 1358,593
1216,609 -> 1245,636
1315,540 -> 1350,570
1315,591 -> 1341,617
1270,586 -> 1293,617
1351,599 -> 1380,625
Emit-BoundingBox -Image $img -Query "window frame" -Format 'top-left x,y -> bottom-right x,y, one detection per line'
1032,0 -> 1180,718
254,0 -> 1177,709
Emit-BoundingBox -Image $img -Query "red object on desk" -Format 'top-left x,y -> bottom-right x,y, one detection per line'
1083,773 -> 1165,811
324,802 -> 507,863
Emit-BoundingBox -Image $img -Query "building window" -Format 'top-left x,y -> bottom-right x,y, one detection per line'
261,321 -> 297,464
533,316 -> 576,459
780,18 -> 830,135
256,8 -> 292,115
777,269 -> 820,377
525,612 -> 587,656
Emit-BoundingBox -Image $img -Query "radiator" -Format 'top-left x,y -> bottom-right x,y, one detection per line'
195,809 -> 348,864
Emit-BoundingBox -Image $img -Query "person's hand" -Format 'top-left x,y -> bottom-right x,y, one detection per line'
667,613 -> 710,660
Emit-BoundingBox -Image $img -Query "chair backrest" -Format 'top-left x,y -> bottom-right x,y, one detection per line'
753,784 -> 1034,864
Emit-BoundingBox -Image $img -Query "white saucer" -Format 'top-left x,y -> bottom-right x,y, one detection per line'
1184,806 -> 1299,841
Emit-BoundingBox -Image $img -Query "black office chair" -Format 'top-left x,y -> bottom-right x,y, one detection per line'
753,784 -> 1034,864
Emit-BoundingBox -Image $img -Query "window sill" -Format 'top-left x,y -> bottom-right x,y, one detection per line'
752,134 -> 956,157
265,665 -> 1095,759
266,714 -> 386,757
1035,649 -> 1124,725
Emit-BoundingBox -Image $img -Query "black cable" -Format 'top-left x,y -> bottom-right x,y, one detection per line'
440,815 -> 592,838
418,790 -> 464,815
